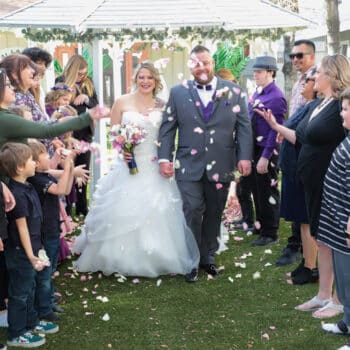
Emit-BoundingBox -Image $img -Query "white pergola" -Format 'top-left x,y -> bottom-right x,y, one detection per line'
0,0 -> 315,188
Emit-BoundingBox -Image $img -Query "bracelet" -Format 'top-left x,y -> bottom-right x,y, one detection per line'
345,230 -> 350,238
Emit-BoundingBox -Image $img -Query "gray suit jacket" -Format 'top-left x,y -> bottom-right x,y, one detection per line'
158,77 -> 253,182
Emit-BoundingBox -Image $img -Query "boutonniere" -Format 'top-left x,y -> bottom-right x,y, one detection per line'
250,97 -> 266,110
215,86 -> 236,107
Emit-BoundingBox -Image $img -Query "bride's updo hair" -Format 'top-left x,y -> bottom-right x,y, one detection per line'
134,62 -> 163,97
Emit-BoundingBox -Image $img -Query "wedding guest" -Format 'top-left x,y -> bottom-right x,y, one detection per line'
279,67 -> 319,285
321,88 -> 350,349
259,54 -> 350,315
22,47 -> 53,110
247,56 -> 287,247
45,83 -> 73,117
0,142 -> 59,348
158,45 -> 253,281
276,39 -> 316,267
28,140 -> 74,322
56,55 -> 98,217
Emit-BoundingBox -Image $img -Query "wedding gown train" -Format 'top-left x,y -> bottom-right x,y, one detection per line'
73,110 -> 200,277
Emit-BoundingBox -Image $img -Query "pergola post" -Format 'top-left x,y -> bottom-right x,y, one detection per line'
91,37 -> 107,193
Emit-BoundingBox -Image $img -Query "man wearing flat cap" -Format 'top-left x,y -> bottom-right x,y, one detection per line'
246,56 -> 287,246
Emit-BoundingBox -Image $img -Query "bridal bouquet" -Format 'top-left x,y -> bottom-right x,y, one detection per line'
110,123 -> 147,174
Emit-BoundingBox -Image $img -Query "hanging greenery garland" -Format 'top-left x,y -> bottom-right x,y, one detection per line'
22,26 -> 286,45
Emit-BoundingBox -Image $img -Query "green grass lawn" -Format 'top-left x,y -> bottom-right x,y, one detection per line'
1,221 -> 347,350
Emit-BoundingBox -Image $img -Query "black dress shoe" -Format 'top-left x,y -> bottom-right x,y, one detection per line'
275,248 -> 302,266
250,236 -> 277,247
200,264 -> 219,276
290,266 -> 319,285
185,268 -> 198,283
52,304 -> 64,313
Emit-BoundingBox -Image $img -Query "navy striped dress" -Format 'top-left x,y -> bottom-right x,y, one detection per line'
318,134 -> 350,254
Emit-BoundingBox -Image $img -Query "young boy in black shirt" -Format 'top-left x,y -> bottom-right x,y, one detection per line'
0,143 -> 59,348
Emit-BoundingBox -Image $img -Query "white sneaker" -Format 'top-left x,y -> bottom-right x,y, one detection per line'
322,320 -> 350,334
338,343 -> 350,350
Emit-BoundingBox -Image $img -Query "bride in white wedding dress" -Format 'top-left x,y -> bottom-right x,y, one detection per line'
73,62 -> 199,277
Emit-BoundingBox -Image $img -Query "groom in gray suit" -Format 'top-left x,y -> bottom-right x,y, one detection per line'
158,45 -> 253,282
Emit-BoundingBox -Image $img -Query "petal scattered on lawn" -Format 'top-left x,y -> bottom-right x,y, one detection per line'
264,262 -> 272,267
228,277 -> 234,283
85,312 -> 94,316
132,278 -> 140,284
234,262 -> 246,269
235,274 -> 242,278
96,296 -> 109,303
80,275 -> 87,281
82,287 -> 89,292
207,274 -> 214,281
246,231 -> 253,236
262,333 -> 269,340
233,236 -> 243,241
117,277 -> 125,283
156,279 -> 162,287
218,265 -> 225,272
264,249 -> 272,254
269,326 -> 276,330
253,271 -> 261,279
98,273 -> 102,279
102,313 -> 110,321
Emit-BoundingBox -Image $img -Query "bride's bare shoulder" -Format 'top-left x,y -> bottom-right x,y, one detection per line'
112,93 -> 136,111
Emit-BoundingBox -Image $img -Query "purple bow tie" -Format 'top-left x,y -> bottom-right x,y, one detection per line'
196,84 -> 212,91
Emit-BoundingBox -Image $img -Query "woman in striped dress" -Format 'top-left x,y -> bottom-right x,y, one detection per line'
320,89 -> 350,350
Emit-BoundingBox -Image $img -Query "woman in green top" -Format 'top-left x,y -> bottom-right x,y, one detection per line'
0,67 -> 108,150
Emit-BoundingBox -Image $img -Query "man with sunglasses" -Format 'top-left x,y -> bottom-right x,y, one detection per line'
275,39 -> 316,267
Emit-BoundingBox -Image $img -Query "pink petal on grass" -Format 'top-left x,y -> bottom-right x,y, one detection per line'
262,333 -> 270,340
233,236 -> 243,241
269,326 -> 276,330
80,275 -> 87,281
132,278 -> 140,284
216,183 -> 223,190
85,312 -> 94,316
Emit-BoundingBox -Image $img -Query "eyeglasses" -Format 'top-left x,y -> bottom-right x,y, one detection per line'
52,84 -> 73,92
305,77 -> 315,83
77,71 -> 87,78
289,52 -> 312,60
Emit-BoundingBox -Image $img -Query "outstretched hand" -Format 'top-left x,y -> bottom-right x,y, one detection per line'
1,182 -> 15,212
254,108 -> 278,130
89,105 -> 110,120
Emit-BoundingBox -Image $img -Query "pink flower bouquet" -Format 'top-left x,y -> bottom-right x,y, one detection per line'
110,123 -> 147,174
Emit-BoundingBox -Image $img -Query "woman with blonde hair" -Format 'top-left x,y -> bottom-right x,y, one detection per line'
56,54 -> 98,217
259,54 -> 350,318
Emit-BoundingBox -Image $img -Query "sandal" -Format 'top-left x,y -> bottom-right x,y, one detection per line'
312,301 -> 344,319
289,266 -> 319,285
295,296 -> 332,311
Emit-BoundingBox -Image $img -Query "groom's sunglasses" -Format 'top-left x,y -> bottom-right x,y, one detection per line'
289,52 -> 312,60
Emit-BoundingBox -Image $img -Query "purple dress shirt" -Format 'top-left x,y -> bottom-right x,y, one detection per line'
248,81 -> 287,159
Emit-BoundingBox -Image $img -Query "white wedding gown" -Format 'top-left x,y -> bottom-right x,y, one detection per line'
73,110 -> 200,277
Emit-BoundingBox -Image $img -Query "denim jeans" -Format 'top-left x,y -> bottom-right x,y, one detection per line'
5,246 -> 38,340
35,236 -> 59,316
